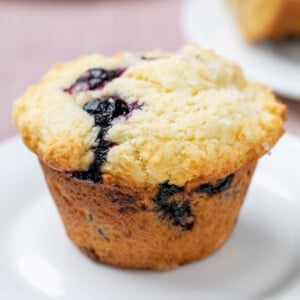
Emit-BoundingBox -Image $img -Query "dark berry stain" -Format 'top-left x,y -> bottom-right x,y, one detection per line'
83,97 -> 130,124
158,200 -> 194,230
153,182 -> 184,203
153,182 -> 194,231
80,247 -> 100,261
193,174 -> 234,195
64,68 -> 124,94
108,189 -> 137,203
97,227 -> 108,240
109,191 -> 148,213
72,96 -> 143,183
139,204 -> 148,211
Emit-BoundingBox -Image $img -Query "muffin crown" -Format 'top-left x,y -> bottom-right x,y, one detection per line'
13,44 -> 286,185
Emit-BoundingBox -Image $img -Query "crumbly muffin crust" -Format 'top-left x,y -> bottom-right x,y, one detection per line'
13,44 -> 286,186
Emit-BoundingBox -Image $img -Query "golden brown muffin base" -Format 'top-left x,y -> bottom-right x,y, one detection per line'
268,0 -> 300,41
228,0 -> 300,42
40,161 -> 256,270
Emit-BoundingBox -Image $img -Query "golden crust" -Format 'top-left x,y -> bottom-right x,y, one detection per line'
13,44 -> 286,185
227,0 -> 300,42
40,160 -> 256,270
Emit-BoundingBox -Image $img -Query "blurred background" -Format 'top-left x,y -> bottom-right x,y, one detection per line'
1,0 -> 299,141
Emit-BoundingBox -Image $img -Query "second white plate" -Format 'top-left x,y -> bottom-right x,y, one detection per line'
181,0 -> 300,100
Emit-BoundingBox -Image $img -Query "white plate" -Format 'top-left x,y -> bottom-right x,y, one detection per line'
0,135 -> 300,300
181,0 -> 300,100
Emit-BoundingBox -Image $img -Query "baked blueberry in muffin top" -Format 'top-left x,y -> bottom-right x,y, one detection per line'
13,44 -> 286,187
64,68 -> 125,94
72,96 -> 143,183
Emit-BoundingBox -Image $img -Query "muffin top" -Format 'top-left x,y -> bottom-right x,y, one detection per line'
13,44 -> 286,186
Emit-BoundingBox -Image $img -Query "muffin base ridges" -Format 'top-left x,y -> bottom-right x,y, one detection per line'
40,161 -> 256,270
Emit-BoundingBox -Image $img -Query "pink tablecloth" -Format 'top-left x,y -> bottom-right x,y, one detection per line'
1,0 -> 299,141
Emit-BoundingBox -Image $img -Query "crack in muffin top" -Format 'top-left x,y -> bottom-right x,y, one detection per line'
13,44 -> 286,185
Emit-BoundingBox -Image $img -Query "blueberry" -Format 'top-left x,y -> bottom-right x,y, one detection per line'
83,97 -> 129,127
152,182 -> 194,231
193,174 -> 234,195
72,162 -> 101,183
64,68 -> 124,94
158,200 -> 194,230
72,96 -> 142,183
153,182 -> 184,204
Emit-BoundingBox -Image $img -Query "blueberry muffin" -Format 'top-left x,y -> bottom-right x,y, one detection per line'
13,44 -> 286,270
227,0 -> 300,42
